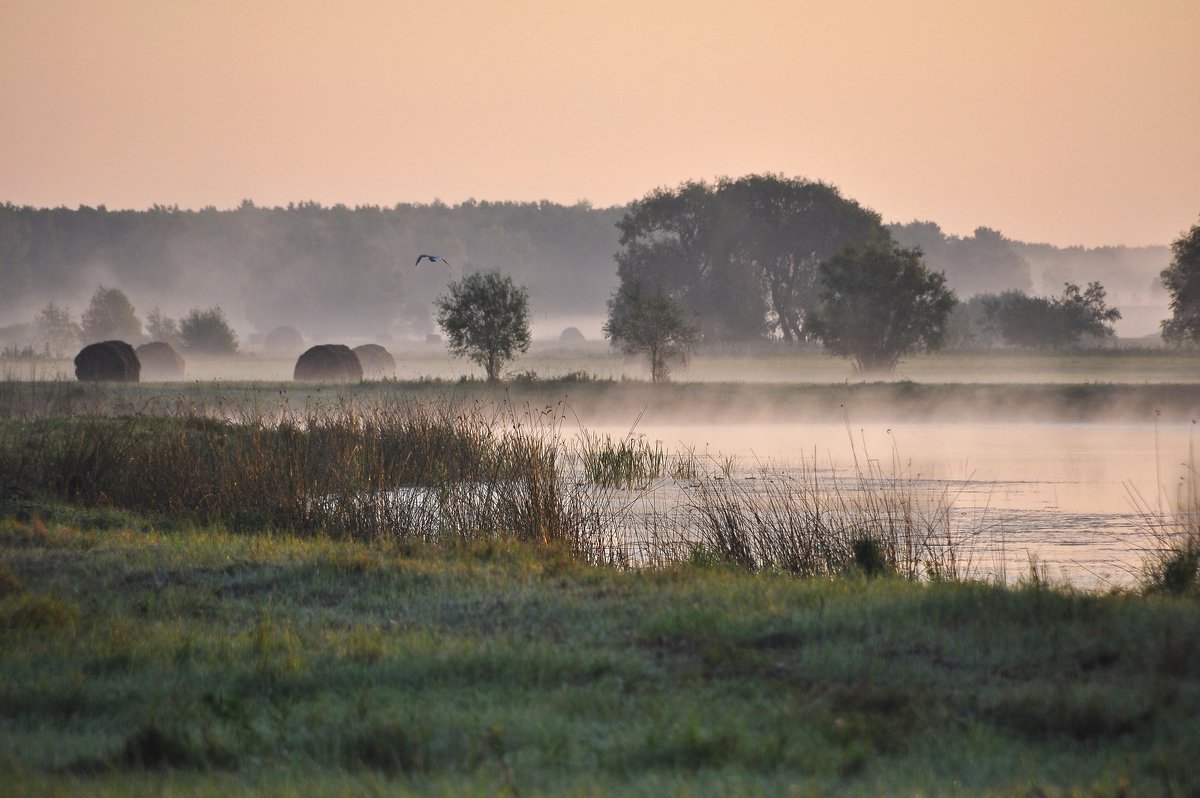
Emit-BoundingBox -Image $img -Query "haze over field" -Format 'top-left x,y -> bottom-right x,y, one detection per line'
2,0 -> 1198,248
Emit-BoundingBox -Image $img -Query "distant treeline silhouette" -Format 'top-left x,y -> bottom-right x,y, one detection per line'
0,200 -> 624,341
0,197 -> 1169,342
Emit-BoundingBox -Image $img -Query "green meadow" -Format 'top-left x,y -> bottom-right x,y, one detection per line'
1,510 -> 1198,797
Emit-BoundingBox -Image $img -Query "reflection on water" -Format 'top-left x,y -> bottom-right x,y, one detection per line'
583,420 -> 1197,588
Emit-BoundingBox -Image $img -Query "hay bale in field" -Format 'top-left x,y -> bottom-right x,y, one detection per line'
293,344 -> 362,382
264,325 -> 304,355
559,326 -> 586,342
135,341 -> 186,381
75,340 -> 140,382
352,344 -> 396,379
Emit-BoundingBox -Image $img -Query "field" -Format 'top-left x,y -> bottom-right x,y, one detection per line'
1,349 -> 1199,794
7,341 -> 1200,385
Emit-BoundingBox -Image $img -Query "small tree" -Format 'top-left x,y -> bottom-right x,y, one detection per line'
36,302 -> 82,358
1161,215 -> 1200,345
180,306 -> 238,355
435,270 -> 531,382
604,281 -> 698,383
81,285 -> 141,342
807,243 -> 956,374
145,307 -> 182,347
982,282 -> 1120,348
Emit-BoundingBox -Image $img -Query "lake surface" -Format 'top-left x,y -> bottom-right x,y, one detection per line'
581,420 -> 1198,588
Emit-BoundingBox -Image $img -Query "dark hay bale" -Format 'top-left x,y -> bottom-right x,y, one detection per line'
293,344 -> 362,382
559,326 -> 586,342
352,344 -> 396,379
135,341 -> 186,381
264,325 -> 305,355
75,340 -> 140,382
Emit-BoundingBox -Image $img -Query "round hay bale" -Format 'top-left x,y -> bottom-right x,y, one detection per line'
135,341 -> 186,381
75,340 -> 140,382
352,344 -> 396,379
559,326 -> 586,342
264,325 -> 304,355
293,344 -> 362,383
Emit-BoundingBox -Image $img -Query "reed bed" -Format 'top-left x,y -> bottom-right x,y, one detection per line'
1130,425 -> 1200,594
0,393 -> 986,580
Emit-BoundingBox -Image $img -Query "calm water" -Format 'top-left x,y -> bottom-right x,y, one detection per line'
583,420 -> 1198,588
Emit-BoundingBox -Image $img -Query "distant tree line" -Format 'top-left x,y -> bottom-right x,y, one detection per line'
0,200 -> 624,341
0,198 -> 1172,350
3,188 -> 1192,385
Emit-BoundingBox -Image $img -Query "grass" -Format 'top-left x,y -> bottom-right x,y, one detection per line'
0,511 -> 1197,795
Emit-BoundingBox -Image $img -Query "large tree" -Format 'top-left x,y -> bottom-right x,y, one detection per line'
1161,216 -> 1200,344
604,281 -> 698,383
435,270 -> 531,382
806,244 -> 957,374
614,175 -> 888,344
81,285 -> 142,343
717,175 -> 889,342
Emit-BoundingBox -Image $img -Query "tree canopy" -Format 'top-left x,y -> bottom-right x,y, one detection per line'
81,286 -> 141,343
614,175 -> 889,344
1161,216 -> 1200,345
604,281 -> 698,383
890,222 -> 1032,298
435,271 -> 531,382
806,244 -> 957,374
179,306 -> 238,355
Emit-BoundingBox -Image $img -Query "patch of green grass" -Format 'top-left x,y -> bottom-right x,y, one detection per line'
0,509 -> 1198,795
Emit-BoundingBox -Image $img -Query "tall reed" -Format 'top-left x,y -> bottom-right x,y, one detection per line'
1130,422 -> 1199,594
0,394 -> 983,580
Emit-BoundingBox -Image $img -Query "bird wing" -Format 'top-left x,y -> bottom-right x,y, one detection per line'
414,255 -> 428,265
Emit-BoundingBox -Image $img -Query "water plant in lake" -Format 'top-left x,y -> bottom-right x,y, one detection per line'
576,431 -> 668,489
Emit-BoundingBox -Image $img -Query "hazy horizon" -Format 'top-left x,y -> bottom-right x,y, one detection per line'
3,0 -> 1198,249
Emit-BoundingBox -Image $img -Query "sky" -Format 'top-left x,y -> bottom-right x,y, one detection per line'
1,0 -> 1197,247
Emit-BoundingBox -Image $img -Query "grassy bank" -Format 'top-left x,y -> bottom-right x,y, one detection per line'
6,344 -> 1200,387
2,376 -> 1200,423
1,510 -> 1197,796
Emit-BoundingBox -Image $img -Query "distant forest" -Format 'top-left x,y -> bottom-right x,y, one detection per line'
0,200 -> 1172,344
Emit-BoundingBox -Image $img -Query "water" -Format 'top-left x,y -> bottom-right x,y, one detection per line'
581,420 -> 1198,588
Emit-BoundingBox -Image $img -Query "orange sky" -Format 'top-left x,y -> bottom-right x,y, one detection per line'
1,0 -> 1197,246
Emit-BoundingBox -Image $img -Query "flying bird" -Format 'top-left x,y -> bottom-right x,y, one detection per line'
415,254 -> 450,268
